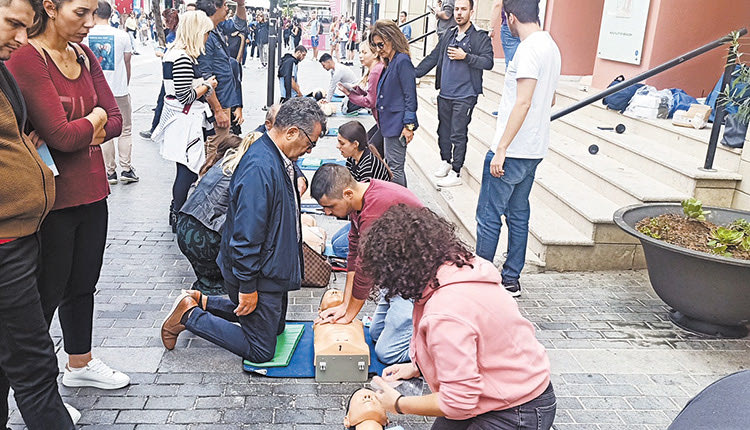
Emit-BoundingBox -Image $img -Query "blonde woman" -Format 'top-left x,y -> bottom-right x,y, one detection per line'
151,10 -> 218,231
338,41 -> 384,119
176,132 -> 262,295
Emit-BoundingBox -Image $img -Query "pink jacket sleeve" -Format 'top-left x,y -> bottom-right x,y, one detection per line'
423,315 -> 484,420
347,62 -> 384,109
6,45 -> 95,152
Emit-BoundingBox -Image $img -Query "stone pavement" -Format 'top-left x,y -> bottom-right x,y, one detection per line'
7,46 -> 750,429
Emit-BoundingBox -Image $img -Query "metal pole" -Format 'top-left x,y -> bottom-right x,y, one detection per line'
266,1 -> 278,108
422,12 -> 428,57
551,28 -> 748,121
703,44 -> 739,171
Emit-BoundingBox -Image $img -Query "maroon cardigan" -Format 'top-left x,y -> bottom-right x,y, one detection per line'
7,43 -> 122,210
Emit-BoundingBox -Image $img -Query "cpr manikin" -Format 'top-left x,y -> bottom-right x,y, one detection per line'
344,388 -> 390,429
314,289 -> 369,356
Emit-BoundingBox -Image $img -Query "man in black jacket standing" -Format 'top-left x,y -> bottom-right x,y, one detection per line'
278,45 -> 307,102
415,0 -> 494,188
161,98 -> 326,364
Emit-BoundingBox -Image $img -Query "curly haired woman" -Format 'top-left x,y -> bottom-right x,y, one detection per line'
361,205 -> 556,430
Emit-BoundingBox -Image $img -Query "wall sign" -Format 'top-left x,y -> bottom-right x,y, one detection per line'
597,0 -> 651,65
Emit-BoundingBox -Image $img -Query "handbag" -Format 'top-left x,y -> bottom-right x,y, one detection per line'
602,75 -> 644,113
301,242 -> 332,288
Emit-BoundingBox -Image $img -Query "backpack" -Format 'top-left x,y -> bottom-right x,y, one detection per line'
602,75 -> 643,113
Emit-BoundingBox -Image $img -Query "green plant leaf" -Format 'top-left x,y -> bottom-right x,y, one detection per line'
681,198 -> 710,221
711,227 -> 745,246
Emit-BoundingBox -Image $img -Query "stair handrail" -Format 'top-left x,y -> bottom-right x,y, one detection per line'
550,27 -> 747,171
397,11 -> 436,56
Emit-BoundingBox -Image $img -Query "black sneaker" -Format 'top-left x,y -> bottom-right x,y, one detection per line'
502,280 -> 521,298
107,172 -> 118,184
139,130 -> 152,139
120,169 -> 139,183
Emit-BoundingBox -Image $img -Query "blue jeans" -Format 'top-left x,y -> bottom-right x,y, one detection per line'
369,292 -> 413,364
475,152 -> 541,283
501,24 -> 520,67
331,224 -> 350,258
184,284 -> 287,362
431,383 -> 556,430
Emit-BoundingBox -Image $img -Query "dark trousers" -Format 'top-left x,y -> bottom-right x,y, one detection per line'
431,383 -> 556,430
175,213 -> 224,294
184,282 -> 288,362
150,83 -> 166,133
367,124 -> 384,160
38,199 -> 108,355
437,95 -> 477,174
172,163 -> 198,213
0,235 -> 74,430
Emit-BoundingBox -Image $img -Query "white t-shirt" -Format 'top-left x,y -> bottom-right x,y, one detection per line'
84,25 -> 132,97
338,22 -> 349,41
492,31 -> 561,159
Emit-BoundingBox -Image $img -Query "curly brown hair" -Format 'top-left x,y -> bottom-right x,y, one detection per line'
360,205 -> 474,301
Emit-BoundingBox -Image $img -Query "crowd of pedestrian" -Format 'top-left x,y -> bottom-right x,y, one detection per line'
1,0 -> 566,428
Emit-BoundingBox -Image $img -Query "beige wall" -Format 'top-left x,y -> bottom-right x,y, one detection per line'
733,147 -> 750,211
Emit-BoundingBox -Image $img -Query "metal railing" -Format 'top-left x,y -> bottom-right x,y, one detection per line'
551,27 -> 748,171
399,12 -> 435,56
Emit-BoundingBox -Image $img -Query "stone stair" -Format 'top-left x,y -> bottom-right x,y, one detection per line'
407,63 -> 744,271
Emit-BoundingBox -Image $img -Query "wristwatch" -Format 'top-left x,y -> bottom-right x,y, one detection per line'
405,123 -> 416,131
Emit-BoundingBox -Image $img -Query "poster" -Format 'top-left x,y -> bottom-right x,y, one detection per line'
596,0 -> 650,65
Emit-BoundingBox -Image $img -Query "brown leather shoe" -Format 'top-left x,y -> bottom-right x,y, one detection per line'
161,292 -> 197,350
182,289 -> 207,310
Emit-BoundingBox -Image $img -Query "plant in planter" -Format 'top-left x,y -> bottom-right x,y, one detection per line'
718,31 -> 750,148
614,202 -> 750,339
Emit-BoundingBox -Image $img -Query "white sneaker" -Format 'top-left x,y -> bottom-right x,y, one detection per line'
64,403 -> 81,424
437,170 -> 462,188
62,358 -> 130,390
433,161 -> 452,178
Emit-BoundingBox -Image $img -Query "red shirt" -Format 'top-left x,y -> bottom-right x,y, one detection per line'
7,44 -> 122,210
347,180 -> 423,300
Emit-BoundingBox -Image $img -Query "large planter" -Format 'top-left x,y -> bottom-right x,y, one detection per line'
614,203 -> 750,338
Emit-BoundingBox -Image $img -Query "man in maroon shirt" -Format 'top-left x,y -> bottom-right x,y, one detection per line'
311,164 -> 422,364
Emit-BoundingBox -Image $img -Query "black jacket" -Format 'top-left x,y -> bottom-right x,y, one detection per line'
217,133 -> 303,294
277,53 -> 299,99
415,24 -> 494,96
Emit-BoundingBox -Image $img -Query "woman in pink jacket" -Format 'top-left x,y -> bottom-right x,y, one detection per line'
361,205 -> 556,430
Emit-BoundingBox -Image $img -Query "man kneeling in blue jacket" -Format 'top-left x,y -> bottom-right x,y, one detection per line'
161,98 -> 327,362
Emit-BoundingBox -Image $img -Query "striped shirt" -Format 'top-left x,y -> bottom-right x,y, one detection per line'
346,148 -> 391,182
162,48 -> 201,106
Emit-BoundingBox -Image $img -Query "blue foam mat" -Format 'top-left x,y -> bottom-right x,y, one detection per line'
242,321 -> 388,378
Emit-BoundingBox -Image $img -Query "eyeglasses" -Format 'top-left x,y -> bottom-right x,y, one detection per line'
372,42 -> 385,50
300,128 -> 318,149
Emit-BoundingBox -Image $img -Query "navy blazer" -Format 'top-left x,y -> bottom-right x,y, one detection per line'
217,133 -> 303,294
376,52 -> 418,138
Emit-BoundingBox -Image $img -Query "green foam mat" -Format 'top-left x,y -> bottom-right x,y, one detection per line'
242,323 -> 304,368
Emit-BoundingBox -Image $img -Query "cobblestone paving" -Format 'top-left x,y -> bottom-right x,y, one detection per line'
7,48 -> 749,429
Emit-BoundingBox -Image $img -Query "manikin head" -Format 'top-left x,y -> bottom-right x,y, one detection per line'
319,289 -> 344,311
0,0 -> 35,60
310,163 -> 361,219
344,388 -> 388,429
503,0 -> 540,38
319,52 -> 335,71
453,0 -> 473,28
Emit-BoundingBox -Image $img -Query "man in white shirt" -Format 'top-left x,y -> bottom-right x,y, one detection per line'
474,0 -> 560,297
318,53 -> 358,102
84,1 -> 138,184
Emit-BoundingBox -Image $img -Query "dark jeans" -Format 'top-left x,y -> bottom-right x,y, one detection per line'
38,199 -> 108,355
367,124 -> 384,157
184,283 -> 288,362
175,213 -> 224,295
150,83 -> 166,133
437,95 -> 477,174
475,153 -> 541,283
431,383 -> 556,430
0,235 -> 74,430
172,163 -> 199,214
